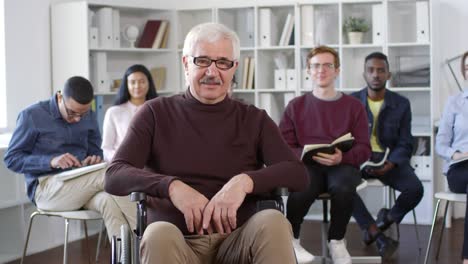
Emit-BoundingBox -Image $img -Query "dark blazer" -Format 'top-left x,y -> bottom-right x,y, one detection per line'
351,88 -> 413,166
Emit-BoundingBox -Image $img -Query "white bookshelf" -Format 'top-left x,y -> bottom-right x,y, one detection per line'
173,0 -> 433,224
49,0 -> 433,240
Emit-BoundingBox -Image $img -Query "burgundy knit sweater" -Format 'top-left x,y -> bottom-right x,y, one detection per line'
279,92 -> 371,167
105,90 -> 309,234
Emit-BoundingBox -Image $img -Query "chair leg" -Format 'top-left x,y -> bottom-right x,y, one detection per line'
321,199 -> 330,264
424,198 -> 442,264
21,211 -> 40,264
412,208 -> 421,251
96,220 -> 104,262
391,188 -> 401,240
435,200 -> 451,260
64,219 -> 70,264
83,220 -> 92,264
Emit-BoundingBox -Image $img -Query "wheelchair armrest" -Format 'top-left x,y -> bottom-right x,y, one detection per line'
256,187 -> 288,214
130,192 -> 147,237
130,192 -> 147,202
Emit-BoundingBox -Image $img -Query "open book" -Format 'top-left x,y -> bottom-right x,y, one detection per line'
360,148 -> 390,171
301,133 -> 355,162
449,155 -> 468,168
54,162 -> 107,182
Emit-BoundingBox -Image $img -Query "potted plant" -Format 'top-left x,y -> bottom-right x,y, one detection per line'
343,16 -> 369,44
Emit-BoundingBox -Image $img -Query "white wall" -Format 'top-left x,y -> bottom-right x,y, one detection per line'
4,0 -> 54,130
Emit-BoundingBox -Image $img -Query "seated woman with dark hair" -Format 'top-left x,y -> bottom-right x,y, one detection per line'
102,64 -> 158,162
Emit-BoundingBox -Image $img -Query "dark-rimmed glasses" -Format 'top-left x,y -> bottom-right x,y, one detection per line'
62,98 -> 89,118
191,56 -> 235,70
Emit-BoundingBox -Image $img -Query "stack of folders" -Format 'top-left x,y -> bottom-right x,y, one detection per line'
93,7 -> 121,48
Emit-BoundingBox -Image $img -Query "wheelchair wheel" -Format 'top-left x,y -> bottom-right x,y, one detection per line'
120,224 -> 131,264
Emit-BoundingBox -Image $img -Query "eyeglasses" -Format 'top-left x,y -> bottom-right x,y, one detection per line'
62,98 -> 89,118
191,56 -> 236,70
310,63 -> 336,71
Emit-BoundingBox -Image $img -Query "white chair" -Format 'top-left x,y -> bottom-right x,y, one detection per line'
21,208 -> 105,264
315,179 -> 382,264
366,178 -> 420,248
423,191 -> 466,264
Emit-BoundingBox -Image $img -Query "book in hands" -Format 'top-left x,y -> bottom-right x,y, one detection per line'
54,162 -> 107,182
449,155 -> 468,168
300,133 -> 355,163
360,148 -> 390,171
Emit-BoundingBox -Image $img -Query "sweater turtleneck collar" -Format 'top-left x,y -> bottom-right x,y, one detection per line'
183,87 -> 232,112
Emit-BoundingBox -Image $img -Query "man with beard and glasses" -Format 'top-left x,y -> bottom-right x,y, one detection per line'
105,22 -> 309,264
351,52 -> 424,259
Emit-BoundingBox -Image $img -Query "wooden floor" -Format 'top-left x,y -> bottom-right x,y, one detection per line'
9,219 -> 464,264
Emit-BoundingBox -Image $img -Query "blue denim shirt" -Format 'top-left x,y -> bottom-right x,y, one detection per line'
4,95 -> 102,203
436,89 -> 468,174
352,88 -> 413,166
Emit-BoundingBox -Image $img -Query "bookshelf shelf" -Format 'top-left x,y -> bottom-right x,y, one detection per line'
90,48 -> 175,53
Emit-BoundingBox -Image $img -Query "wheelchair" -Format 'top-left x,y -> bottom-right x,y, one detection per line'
111,189 -> 288,264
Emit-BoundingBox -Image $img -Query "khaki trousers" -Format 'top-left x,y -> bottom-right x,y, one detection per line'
35,168 -> 136,241
140,209 -> 296,264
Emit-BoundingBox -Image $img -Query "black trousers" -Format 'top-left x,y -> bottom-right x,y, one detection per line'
353,152 -> 424,231
287,163 -> 361,240
447,161 -> 468,259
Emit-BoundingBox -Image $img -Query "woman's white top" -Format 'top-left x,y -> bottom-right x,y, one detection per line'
102,101 -> 142,162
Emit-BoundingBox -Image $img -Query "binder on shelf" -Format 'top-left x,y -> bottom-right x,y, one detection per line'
246,57 -> 255,89
138,20 -> 161,48
259,93 -> 279,122
245,9 -> 255,46
259,8 -> 273,47
96,7 -> 114,48
301,5 -> 314,46
274,69 -> 286,90
150,67 -> 167,91
283,93 -> 295,107
91,52 -> 109,93
286,69 -> 296,90
89,27 -> 99,49
278,13 -> 294,46
241,56 -> 250,89
160,24 -> 170,49
372,4 -> 384,45
302,69 -> 312,89
112,9 -> 120,48
152,20 -> 168,49
95,95 -> 105,133
410,155 -> 432,181
416,1 -> 430,42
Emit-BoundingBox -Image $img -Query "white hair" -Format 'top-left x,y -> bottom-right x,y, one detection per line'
182,22 -> 240,61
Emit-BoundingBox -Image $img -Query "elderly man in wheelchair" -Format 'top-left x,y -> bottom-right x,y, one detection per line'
104,22 -> 309,264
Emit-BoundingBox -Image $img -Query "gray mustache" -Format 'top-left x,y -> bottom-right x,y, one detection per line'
200,77 -> 222,85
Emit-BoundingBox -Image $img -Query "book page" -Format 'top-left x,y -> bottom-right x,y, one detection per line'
360,148 -> 390,171
331,132 -> 353,145
450,155 -> 468,167
54,162 -> 107,182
